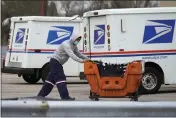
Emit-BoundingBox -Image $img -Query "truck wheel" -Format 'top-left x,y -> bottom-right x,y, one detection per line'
139,67 -> 162,94
22,74 -> 40,84
41,64 -> 50,83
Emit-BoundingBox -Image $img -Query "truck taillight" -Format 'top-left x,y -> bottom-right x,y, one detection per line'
84,33 -> 87,39
7,33 -> 11,50
108,39 -> 110,44
83,26 -> 87,52
25,30 -> 29,52
25,41 -> 27,52
107,25 -> 111,51
83,33 -> 87,52
107,32 -> 110,37
84,40 -> 87,45
107,25 -> 110,30
26,35 -> 28,40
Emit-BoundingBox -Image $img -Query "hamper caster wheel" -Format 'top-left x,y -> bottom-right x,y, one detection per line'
90,91 -> 93,96
130,89 -> 139,101
91,97 -> 99,101
130,97 -> 138,101
89,91 -> 99,101
94,97 -> 99,101
93,94 -> 99,101
89,91 -> 94,100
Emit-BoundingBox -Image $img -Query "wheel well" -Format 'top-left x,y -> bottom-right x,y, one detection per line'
145,62 -> 164,84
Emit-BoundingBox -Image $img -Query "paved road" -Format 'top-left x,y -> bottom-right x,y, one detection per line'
1,73 -> 176,101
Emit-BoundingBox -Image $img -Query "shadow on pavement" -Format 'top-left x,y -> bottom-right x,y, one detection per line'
139,89 -> 176,96
157,90 -> 176,94
1,96 -> 62,101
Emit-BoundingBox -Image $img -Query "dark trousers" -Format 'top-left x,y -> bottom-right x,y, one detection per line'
37,58 -> 69,99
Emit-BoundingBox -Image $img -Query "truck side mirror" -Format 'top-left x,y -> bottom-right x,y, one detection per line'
2,18 -> 10,27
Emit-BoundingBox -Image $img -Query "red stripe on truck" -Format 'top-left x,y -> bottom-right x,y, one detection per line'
83,49 -> 176,55
9,48 -> 84,52
8,48 -> 176,55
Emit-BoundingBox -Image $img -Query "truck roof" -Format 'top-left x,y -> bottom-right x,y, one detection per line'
10,16 -> 82,22
83,7 -> 176,17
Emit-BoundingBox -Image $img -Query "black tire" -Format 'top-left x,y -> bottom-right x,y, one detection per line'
22,74 -> 40,84
41,64 -> 50,83
139,67 -> 162,94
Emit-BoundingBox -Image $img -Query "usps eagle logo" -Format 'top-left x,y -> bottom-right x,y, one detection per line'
46,26 -> 74,45
94,25 -> 105,45
15,28 -> 26,43
142,20 -> 175,44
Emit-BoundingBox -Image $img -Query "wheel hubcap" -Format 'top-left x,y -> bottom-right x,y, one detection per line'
142,73 -> 157,90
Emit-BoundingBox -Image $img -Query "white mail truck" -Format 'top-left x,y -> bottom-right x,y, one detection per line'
82,7 -> 176,94
5,16 -> 84,84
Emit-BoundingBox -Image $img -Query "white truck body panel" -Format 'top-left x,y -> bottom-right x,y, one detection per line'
5,16 -> 83,76
82,7 -> 176,84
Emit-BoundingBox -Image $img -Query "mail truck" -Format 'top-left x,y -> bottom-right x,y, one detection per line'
82,7 -> 176,94
5,16 -> 84,84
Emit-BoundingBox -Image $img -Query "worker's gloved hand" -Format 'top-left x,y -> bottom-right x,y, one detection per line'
83,59 -> 91,63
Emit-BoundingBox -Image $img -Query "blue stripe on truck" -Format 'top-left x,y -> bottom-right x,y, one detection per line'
9,51 -> 176,58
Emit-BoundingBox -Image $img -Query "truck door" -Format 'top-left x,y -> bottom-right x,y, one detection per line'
88,16 -> 107,58
9,22 -> 28,63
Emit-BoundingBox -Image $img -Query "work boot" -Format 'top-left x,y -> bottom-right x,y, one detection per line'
62,96 -> 75,101
56,82 -> 70,99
